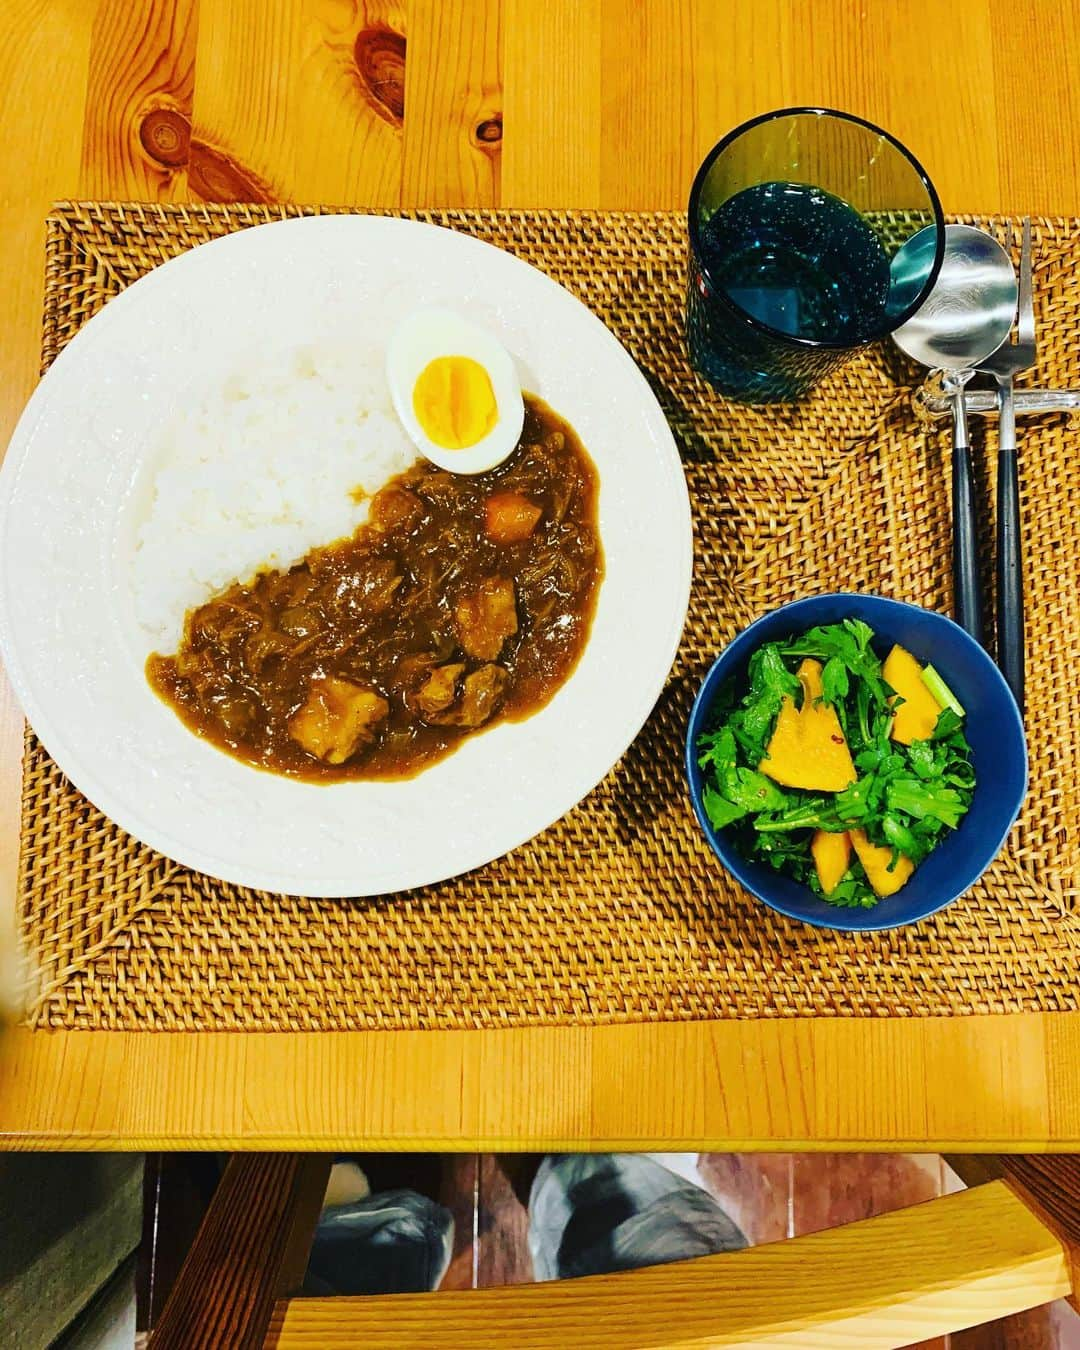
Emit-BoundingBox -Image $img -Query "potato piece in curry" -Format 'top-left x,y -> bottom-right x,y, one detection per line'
146,395 -> 603,781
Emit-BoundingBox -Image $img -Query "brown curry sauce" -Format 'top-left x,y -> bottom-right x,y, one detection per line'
146,395 -> 603,781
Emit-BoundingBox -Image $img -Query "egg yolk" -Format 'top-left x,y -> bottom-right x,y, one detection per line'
412,356 -> 498,450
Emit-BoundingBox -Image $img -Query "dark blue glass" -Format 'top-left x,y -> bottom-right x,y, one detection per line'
687,109 -> 945,403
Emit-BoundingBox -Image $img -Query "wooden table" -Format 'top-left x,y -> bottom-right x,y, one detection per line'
1,0 -> 1078,1150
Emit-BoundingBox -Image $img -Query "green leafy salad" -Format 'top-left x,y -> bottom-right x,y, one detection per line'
696,619 -> 976,908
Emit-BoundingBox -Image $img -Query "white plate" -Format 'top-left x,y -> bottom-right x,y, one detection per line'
0,216 -> 691,897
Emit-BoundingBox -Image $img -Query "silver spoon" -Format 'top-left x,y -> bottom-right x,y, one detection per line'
890,224 -> 1017,645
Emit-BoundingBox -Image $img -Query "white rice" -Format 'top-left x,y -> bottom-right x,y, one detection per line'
133,342 -> 416,650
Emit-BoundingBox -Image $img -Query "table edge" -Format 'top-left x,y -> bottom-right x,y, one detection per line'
1,1011 -> 1076,1149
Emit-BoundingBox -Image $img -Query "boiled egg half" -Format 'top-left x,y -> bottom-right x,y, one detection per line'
386,309 -> 525,473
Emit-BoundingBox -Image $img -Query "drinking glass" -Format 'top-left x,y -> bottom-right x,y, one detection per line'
686,108 -> 945,403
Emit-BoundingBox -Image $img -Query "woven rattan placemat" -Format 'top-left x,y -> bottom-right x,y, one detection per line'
17,202 -> 1080,1030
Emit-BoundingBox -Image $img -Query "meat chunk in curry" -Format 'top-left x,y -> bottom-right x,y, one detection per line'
455,664 -> 509,728
146,394 -> 603,782
412,663 -> 465,719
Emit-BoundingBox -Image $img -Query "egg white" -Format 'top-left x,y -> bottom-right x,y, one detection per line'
386,308 -> 525,474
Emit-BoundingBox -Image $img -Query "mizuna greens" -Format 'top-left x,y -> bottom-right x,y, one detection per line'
696,619 -> 975,908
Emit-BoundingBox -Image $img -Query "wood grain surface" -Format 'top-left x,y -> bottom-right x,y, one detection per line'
150,1153 -> 331,1350
2,0 -> 1080,1148
996,1157 -> 1080,1310
1,1017 -> 1079,1150
259,1182 -> 1070,1348
946,1154 -> 1080,1312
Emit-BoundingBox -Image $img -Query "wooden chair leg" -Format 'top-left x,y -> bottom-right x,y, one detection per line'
149,1153 -> 331,1350
946,1155 -> 1080,1313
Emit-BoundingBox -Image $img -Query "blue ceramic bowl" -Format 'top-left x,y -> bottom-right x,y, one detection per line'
685,593 -> 1027,932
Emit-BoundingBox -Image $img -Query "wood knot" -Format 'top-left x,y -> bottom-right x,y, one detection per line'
354,27 -> 406,125
188,139 -> 273,204
139,108 -> 191,168
474,117 -> 502,145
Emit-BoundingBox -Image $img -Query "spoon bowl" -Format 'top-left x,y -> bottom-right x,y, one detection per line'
891,224 -> 1017,369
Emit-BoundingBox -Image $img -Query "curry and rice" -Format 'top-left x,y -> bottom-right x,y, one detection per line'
136,319 -> 603,782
